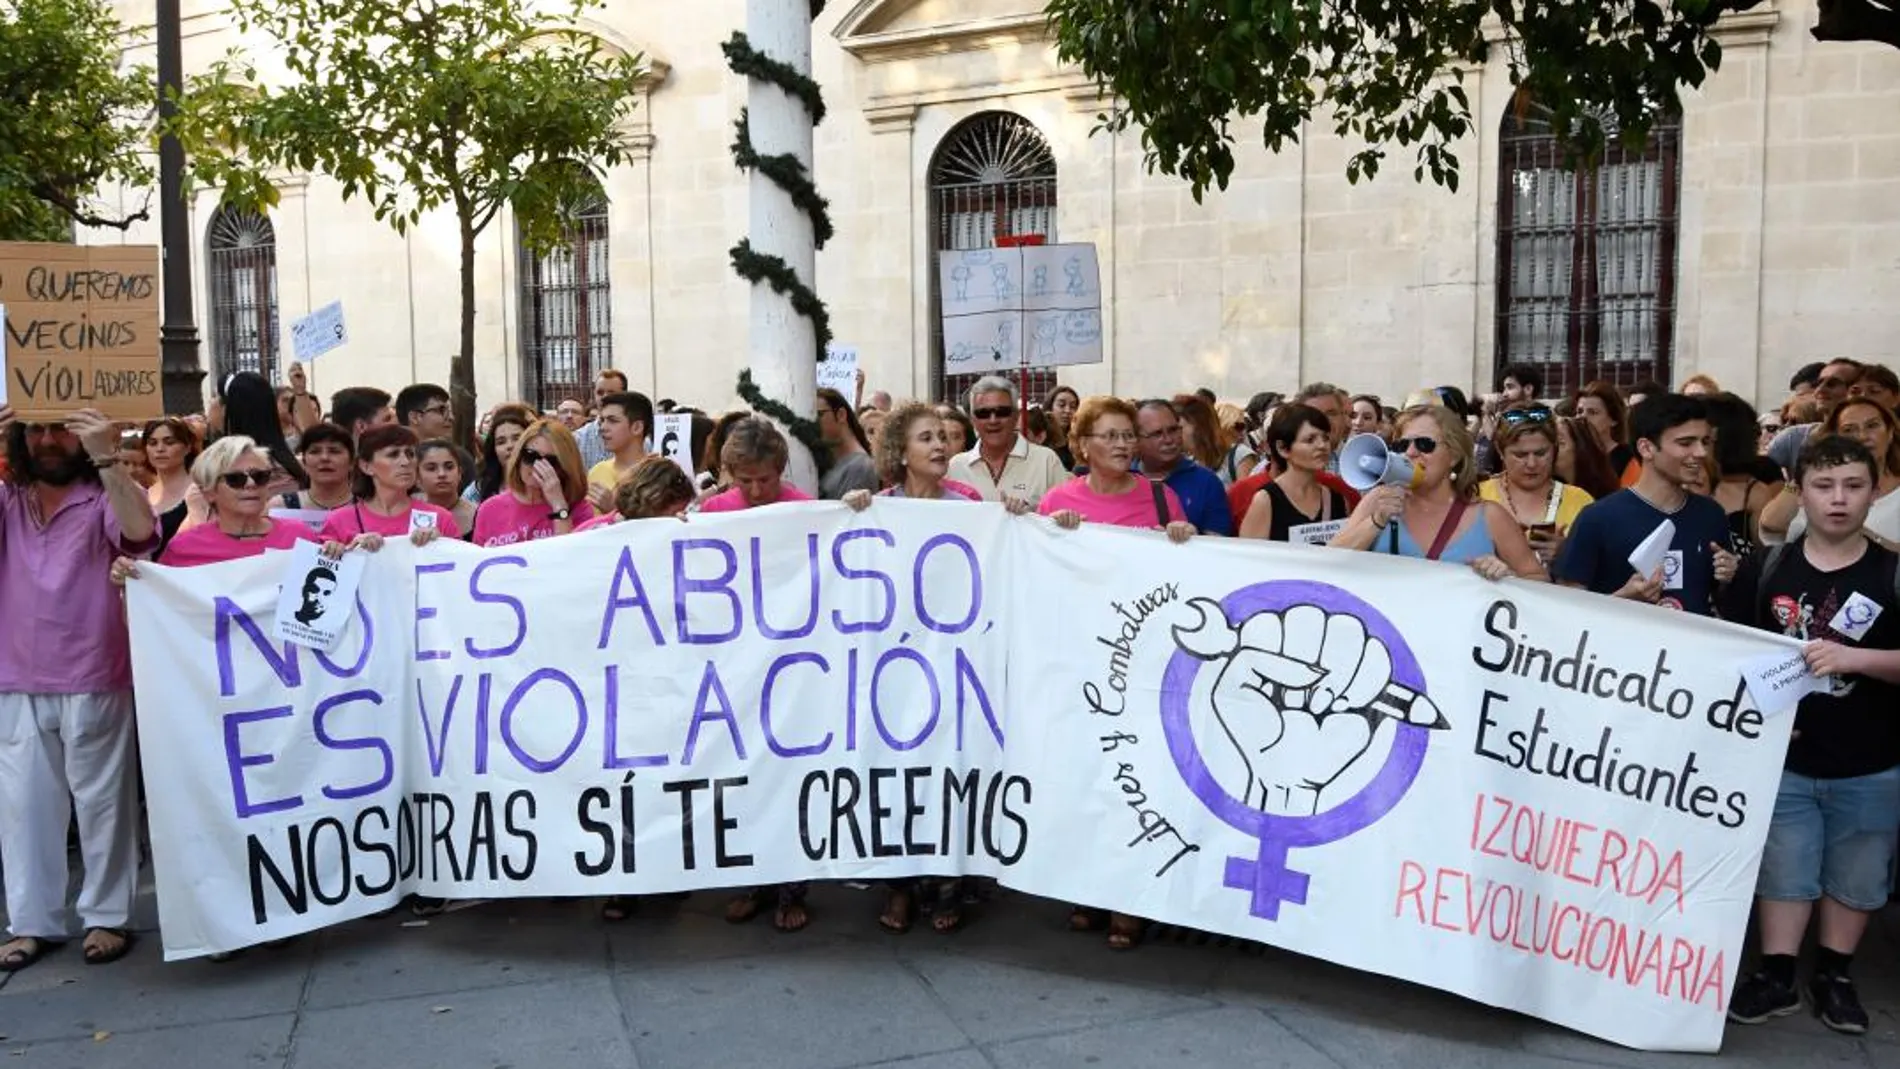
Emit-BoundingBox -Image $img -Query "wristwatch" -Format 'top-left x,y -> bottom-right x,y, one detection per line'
549,507 -> 572,521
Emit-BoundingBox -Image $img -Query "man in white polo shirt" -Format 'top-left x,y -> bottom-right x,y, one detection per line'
948,374 -> 1068,507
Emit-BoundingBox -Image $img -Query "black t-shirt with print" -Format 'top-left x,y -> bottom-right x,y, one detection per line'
1720,539 -> 1900,779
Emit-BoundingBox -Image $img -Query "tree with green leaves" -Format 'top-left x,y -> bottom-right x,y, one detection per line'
172,0 -> 645,442
0,0 -> 156,239
1045,0 -> 1893,199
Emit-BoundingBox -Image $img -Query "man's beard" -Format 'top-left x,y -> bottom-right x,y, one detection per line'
27,448 -> 91,487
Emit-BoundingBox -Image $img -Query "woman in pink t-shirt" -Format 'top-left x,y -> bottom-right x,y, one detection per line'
697,416 -> 814,513
112,435 -> 378,575
471,419 -> 595,546
841,403 -> 1029,936
1038,396 -> 1192,952
708,418 -> 816,934
318,424 -> 457,545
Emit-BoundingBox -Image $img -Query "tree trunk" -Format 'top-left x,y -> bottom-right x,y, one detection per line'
745,0 -> 818,493
453,220 -> 479,454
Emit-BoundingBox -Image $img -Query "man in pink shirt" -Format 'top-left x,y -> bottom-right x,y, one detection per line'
0,405 -> 157,972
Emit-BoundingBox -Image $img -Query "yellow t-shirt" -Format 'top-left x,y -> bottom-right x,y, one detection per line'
1480,478 -> 1593,533
588,458 -> 626,489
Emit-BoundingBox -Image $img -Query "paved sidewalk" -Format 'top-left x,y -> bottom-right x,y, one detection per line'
1,879 -> 1896,1069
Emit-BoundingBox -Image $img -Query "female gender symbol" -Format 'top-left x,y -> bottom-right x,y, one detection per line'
1157,580 -> 1433,920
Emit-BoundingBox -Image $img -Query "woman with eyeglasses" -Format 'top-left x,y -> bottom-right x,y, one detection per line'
1762,398 -> 1900,547
1331,404 -> 1545,581
1041,396 -> 1192,950
318,424 -> 458,543
1238,403 -> 1349,543
141,417 -> 200,558
1478,407 -> 1594,569
471,419 -> 594,546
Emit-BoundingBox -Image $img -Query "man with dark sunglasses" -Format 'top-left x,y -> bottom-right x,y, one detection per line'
946,375 -> 1066,507
1769,359 -> 1864,476
0,405 -> 157,972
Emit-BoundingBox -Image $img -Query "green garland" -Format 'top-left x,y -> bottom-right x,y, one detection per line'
725,8 -> 834,466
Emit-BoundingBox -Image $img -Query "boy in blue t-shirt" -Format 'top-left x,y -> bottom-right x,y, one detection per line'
1554,393 -> 1740,615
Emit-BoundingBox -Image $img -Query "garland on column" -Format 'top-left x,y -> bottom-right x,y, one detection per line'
725,1 -> 832,463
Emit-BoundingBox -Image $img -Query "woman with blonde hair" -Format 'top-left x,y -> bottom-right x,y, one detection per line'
471,418 -> 594,546
1331,404 -> 1545,580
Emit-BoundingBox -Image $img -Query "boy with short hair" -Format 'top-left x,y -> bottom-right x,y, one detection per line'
1721,434 -> 1900,1035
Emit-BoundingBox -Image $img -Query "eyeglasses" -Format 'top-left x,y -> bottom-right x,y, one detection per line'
1088,431 -> 1138,445
520,448 -> 560,469
420,404 -> 451,418
1140,425 -> 1182,440
1393,437 -> 1441,455
1499,407 -> 1553,425
972,406 -> 1015,421
218,470 -> 274,489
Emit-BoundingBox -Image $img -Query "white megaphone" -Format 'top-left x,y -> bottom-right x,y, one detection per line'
1340,433 -> 1423,492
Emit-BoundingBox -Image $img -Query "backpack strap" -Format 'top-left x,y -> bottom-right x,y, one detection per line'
1753,540 -> 1792,624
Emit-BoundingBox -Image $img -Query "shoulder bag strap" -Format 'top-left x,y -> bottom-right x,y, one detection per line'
1149,478 -> 1169,527
1425,497 -> 1472,562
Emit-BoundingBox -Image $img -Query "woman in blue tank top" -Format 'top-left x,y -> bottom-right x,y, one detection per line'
1329,404 -> 1546,581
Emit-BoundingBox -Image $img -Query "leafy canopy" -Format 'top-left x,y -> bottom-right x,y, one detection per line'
1044,0 -> 1790,198
0,0 -> 156,238
174,0 -> 645,250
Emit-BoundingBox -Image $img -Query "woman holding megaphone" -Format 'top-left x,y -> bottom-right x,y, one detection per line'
1328,404 -> 1546,581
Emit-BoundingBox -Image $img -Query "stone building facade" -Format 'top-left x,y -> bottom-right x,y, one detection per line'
95,0 -> 1900,412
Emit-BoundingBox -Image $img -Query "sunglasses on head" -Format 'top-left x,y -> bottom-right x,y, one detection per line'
973,405 -> 1015,421
1393,437 -> 1440,455
219,470 -> 274,489
1500,406 -> 1553,425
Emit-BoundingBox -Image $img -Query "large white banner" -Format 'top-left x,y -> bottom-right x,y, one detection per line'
127,502 -> 1800,1052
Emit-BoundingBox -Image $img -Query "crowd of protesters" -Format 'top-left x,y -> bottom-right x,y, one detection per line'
1,357 -> 1896,1036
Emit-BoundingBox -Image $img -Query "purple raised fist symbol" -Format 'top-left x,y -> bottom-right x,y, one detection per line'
1158,582 -> 1448,920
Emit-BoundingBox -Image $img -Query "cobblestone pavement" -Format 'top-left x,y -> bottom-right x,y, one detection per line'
1,879 -> 1895,1069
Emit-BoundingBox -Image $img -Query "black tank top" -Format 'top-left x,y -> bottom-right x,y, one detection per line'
1259,479 -> 1348,543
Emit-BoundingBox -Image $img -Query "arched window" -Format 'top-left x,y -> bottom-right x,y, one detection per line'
206,206 -> 281,382
518,179 -> 612,412
928,112 -> 1058,405
1496,99 -> 1680,398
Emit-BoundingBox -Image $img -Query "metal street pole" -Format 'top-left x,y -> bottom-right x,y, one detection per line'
156,0 -> 203,414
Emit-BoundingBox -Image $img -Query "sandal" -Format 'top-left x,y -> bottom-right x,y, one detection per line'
931,906 -> 964,934
725,889 -> 768,925
1068,905 -> 1107,932
878,890 -> 914,934
1106,913 -> 1144,951
0,936 -> 61,973
601,896 -> 635,923
82,927 -> 133,965
773,900 -> 810,933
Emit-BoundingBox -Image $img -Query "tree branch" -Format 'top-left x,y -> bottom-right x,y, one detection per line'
1814,0 -> 1900,49
28,179 -> 149,230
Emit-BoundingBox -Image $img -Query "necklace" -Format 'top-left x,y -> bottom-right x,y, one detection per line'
1496,477 -> 1561,524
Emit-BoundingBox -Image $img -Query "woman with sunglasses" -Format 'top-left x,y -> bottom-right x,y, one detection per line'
1042,397 -> 1193,951
112,437 -> 376,571
1331,404 -> 1545,581
1478,407 -> 1594,569
472,419 -> 594,546
318,424 -> 458,544
141,417 -> 200,558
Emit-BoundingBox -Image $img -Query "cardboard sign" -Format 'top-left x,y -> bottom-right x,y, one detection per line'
0,242 -> 162,420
